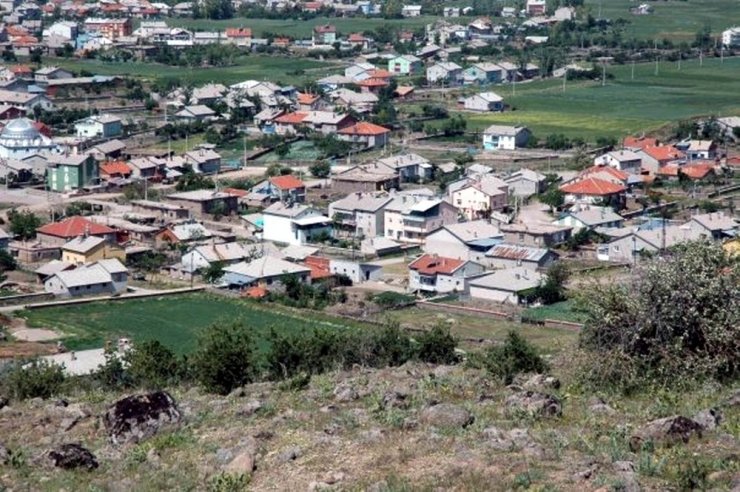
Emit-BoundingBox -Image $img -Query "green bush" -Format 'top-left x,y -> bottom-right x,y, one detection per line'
192,321 -> 257,395
2,360 -> 66,401
415,325 -> 459,364
481,331 -> 548,385
125,340 -> 182,389
372,291 -> 416,308
94,349 -> 131,389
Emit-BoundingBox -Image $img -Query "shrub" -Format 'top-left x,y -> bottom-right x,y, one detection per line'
577,241 -> 740,392
2,360 -> 66,401
94,348 -> 131,389
192,321 -> 257,395
482,331 -> 548,384
372,291 -> 416,308
125,340 -> 182,389
415,325 -> 458,364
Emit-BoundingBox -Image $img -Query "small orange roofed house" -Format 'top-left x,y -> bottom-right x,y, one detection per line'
640,144 -> 685,175
408,253 -> 486,294
338,121 -> 390,149
560,177 -> 627,207
657,162 -> 716,181
296,92 -> 321,111
623,135 -> 659,151
100,161 -> 132,180
36,216 -> 117,246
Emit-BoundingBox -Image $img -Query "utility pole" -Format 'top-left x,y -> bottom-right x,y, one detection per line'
562,69 -> 566,92
601,63 -> 606,87
699,50 -> 703,67
654,39 -> 659,76
631,60 -> 635,80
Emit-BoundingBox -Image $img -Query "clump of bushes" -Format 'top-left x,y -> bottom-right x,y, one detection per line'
1,360 -> 66,400
372,291 -> 417,309
576,241 -> 740,393
474,331 -> 548,384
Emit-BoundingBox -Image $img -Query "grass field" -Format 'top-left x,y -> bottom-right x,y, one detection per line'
18,294 -> 357,354
454,56 -> 740,141
522,300 -> 586,324
166,15 -> 455,38
584,0 -> 739,41
47,54 -> 336,86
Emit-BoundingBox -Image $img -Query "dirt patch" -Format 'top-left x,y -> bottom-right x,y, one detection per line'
0,341 -> 58,358
12,328 -> 61,342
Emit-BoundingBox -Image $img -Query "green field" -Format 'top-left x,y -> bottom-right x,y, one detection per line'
455,56 -> 740,141
522,300 -> 585,324
18,294 -> 356,354
47,54 -> 337,86
167,15 -> 455,37
584,0 -> 739,41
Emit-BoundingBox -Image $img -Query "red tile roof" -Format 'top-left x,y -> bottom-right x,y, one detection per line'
560,177 -> 627,196
394,86 -> 415,97
681,163 -> 715,180
225,27 -> 252,37
348,33 -> 366,42
338,122 -> 390,136
33,121 -> 52,137
623,136 -> 659,150
642,145 -> 684,162
409,254 -> 465,275
37,216 -> 115,238
223,187 -> 248,197
269,174 -> 305,190
10,64 -> 32,75
242,286 -> 268,298
304,256 -> 332,279
726,156 -> 740,168
581,165 -> 629,183
313,24 -> 336,33
368,69 -> 392,79
358,78 -> 388,87
297,92 -> 320,105
100,161 -> 132,176
274,111 -> 308,124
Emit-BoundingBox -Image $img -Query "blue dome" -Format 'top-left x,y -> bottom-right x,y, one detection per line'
1,118 -> 41,141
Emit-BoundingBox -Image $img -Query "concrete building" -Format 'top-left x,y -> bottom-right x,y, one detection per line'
469,266 -> 543,304
46,154 -> 98,192
482,125 -> 531,150
0,117 -> 58,160
463,92 -> 504,112
44,259 -> 128,297
423,220 -> 502,264
166,190 -> 239,218
408,254 -> 485,294
262,202 -> 332,246
329,192 -> 393,239
504,168 -> 546,197
221,256 -> 311,288
74,114 -> 123,139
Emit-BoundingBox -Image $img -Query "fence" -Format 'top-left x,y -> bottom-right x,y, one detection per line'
416,300 -> 513,320
22,287 -> 205,311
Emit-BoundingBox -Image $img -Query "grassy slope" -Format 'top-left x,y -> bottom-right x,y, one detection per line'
584,0 -> 739,41
455,56 -> 740,140
47,55 -> 336,86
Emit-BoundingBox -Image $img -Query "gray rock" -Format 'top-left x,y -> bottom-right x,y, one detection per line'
722,389 -> 740,408
236,400 -> 264,417
482,427 -> 542,456
102,391 -> 182,446
613,461 -> 640,492
590,402 -> 616,415
0,443 -> 9,465
323,423 -> 342,435
420,403 -> 474,429
215,448 -> 234,464
402,418 -> 419,430
382,390 -> 409,410
505,391 -> 562,418
226,448 -> 256,474
629,416 -> 703,451
333,385 -> 358,403
522,374 -> 561,390
46,443 -> 98,471
360,428 -> 385,443
693,408 -> 722,430
0,397 -> 7,410
60,416 -> 81,432
278,446 -> 302,463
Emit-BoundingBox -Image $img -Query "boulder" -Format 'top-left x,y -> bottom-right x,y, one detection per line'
226,449 -> 256,474
420,403 -> 474,429
0,443 -> 9,465
722,389 -> 740,408
103,391 -> 181,446
629,416 -> 703,451
0,397 -> 8,410
505,391 -> 562,418
692,408 -> 722,431
333,384 -> 358,403
277,446 -> 302,463
521,374 -> 561,391
46,443 -> 98,471
236,400 -> 264,417
381,390 -> 410,410
588,397 -> 616,416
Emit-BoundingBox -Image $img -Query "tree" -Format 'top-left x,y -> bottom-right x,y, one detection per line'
309,160 -> 331,178
415,325 -> 458,364
201,261 -> 225,284
480,331 -> 548,384
8,209 -> 41,240
539,187 -> 564,212
125,340 -> 181,389
535,262 -> 570,304
578,241 -> 740,391
3,360 -> 66,400
192,321 -> 257,394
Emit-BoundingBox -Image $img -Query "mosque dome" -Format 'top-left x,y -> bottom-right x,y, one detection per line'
0,118 -> 41,141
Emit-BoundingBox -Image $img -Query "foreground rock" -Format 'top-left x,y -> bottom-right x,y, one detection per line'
629,416 -> 704,451
420,403 -> 474,429
46,443 -> 98,471
0,443 -> 9,465
103,391 -> 182,445
692,408 -> 722,430
505,391 -> 562,417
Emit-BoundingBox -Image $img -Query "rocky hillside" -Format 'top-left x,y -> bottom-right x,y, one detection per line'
0,361 -> 738,491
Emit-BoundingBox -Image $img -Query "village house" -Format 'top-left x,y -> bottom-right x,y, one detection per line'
252,175 -> 307,204
449,174 -> 509,220
36,216 -> 116,247
46,154 -> 98,192
332,163 -> 399,194
360,236 -> 402,256
485,243 -> 558,270
166,190 -> 239,218
44,258 -> 128,298
482,125 -> 531,150
686,212 -> 738,240
127,157 -> 164,180
560,177 -> 627,207
328,192 -> 393,239
504,168 -> 546,197
61,235 -> 126,265
337,122 -> 390,149
463,63 -> 503,85
376,153 -> 433,182
262,202 -> 332,246
463,92 -> 504,112
553,206 -> 624,232
345,62 -> 376,82
175,105 -> 217,122
34,66 -> 74,82
221,256 -> 311,289
469,266 -> 544,304
686,140 -> 717,160
296,92 -> 322,111
89,139 -> 127,161
179,241 -> 256,277
427,62 -> 463,85
224,27 -> 252,47
401,5 -> 422,17
84,18 -> 132,39
526,0 -> 547,16
131,199 -> 189,221
185,146 -> 221,174
388,55 -> 422,75
74,114 -> 123,139
312,24 -> 336,46
329,89 -> 378,113
0,90 -> 52,112
408,254 -> 485,294
423,220 -> 502,265
274,111 -> 356,136
598,224 -> 703,263
594,150 -> 643,173
384,194 -> 458,245
154,222 -> 214,248
500,223 -> 572,248
99,161 -> 131,183
637,145 -> 685,175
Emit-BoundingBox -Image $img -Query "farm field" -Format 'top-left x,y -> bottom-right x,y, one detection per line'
584,0 -> 739,42
17,294 -> 358,354
46,54 -> 337,86
453,56 -> 740,141
166,15 -> 457,38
